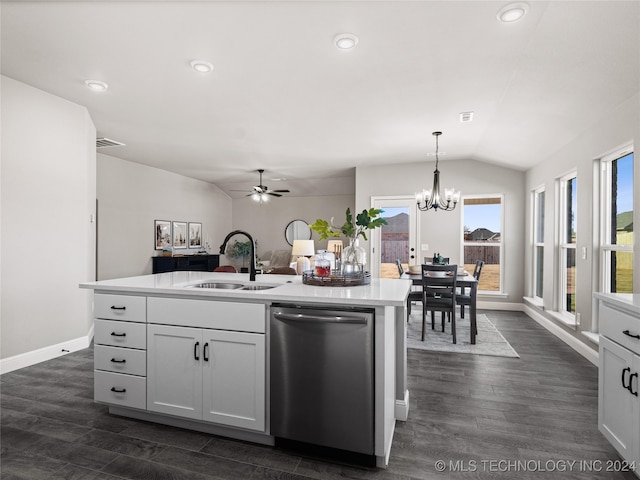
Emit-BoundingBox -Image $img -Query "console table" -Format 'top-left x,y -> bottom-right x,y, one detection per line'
152,254 -> 219,274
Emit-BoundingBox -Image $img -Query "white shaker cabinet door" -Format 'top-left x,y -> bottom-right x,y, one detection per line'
599,335 -> 639,460
147,324 -> 203,420
202,329 -> 265,431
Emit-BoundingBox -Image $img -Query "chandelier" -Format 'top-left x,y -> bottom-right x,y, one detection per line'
415,131 -> 460,211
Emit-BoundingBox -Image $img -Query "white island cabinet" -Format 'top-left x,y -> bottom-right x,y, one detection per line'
146,297 -> 265,431
595,293 -> 640,476
81,271 -> 411,468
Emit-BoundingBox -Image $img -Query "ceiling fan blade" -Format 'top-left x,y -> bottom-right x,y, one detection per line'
267,192 -> 283,197
270,189 -> 290,193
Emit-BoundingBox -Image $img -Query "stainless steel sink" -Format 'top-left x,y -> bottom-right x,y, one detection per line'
187,282 -> 278,291
241,284 -> 277,291
191,282 -> 244,289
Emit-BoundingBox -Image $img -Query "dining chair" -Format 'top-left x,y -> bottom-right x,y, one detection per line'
396,259 -> 423,322
421,264 -> 458,343
214,265 -> 237,273
458,260 -> 484,325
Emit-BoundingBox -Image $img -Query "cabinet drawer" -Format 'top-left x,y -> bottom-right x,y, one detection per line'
148,297 -> 265,333
95,319 -> 146,349
94,370 -> 146,410
601,302 -> 640,355
95,345 -> 146,377
94,294 -> 146,322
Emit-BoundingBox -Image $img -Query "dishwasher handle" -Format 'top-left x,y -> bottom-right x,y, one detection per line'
273,311 -> 368,324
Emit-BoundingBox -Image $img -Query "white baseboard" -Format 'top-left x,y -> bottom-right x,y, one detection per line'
477,300 -> 523,311
395,389 -> 409,421
523,305 -> 598,366
0,325 -> 94,374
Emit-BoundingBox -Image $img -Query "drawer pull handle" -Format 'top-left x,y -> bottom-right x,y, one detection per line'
203,342 -> 209,362
110,358 -> 126,363
630,373 -> 639,397
622,367 -> 631,390
110,306 -> 127,310
194,341 -> 200,361
110,332 -> 126,337
623,330 -> 640,339
110,387 -> 126,393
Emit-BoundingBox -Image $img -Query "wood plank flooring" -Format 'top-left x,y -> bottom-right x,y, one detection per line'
1,310 -> 636,479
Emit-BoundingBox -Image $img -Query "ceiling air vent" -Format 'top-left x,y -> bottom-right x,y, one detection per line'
96,137 -> 125,148
459,111 -> 474,123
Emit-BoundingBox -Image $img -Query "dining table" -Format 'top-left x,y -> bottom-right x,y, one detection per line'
403,270 -> 478,344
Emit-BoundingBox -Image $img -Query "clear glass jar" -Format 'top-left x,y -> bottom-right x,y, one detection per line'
315,251 -> 331,277
342,239 -> 366,274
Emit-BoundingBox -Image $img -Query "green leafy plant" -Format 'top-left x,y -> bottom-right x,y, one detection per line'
310,208 -> 387,242
227,240 -> 252,268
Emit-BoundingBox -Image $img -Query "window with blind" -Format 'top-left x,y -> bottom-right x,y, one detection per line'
558,173 -> 577,317
462,196 -> 503,292
533,188 -> 545,300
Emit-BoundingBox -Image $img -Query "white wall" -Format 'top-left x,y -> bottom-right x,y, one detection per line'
1,76 -> 96,361
97,154 -> 232,280
355,159 -> 526,304
231,194 -> 354,264
524,93 -> 640,341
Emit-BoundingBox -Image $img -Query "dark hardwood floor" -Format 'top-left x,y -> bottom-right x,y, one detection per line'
1,310 -> 636,479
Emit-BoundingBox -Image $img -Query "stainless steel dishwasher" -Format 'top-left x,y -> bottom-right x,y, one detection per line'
270,303 -> 375,462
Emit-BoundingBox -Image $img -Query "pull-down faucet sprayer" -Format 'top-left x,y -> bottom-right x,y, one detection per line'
219,230 -> 256,281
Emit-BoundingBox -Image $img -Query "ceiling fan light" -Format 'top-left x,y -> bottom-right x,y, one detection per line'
497,2 -> 529,23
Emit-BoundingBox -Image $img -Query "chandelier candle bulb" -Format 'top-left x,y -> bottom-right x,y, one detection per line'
416,131 -> 460,212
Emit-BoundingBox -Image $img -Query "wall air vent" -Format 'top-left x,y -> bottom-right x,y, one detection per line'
96,138 -> 125,148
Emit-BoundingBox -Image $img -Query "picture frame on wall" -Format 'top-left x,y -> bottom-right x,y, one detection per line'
154,220 -> 171,250
172,221 -> 187,249
188,222 -> 202,248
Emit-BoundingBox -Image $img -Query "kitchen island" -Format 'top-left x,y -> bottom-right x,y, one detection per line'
80,271 -> 411,467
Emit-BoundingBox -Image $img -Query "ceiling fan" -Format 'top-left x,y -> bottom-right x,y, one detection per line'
235,169 -> 290,203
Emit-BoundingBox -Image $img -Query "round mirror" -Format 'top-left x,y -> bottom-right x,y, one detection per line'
285,219 -> 311,246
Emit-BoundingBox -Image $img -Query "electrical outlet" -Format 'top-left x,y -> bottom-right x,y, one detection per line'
576,312 -> 581,325
421,243 -> 429,251
581,246 -> 587,260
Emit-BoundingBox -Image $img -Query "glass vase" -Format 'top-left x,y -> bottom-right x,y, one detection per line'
341,239 -> 366,275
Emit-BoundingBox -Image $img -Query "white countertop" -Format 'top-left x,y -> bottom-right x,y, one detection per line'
594,293 -> 640,314
80,271 -> 411,307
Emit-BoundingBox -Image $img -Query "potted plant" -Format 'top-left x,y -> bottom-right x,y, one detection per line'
227,240 -> 253,272
310,208 -> 387,273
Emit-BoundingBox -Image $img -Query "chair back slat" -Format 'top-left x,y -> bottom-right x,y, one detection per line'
421,264 -> 458,301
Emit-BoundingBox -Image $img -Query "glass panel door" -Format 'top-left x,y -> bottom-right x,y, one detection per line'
370,197 -> 418,278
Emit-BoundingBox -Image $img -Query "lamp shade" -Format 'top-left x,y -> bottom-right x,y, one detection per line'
292,239 -> 315,257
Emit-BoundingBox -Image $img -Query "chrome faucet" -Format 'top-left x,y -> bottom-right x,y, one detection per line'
219,230 -> 257,281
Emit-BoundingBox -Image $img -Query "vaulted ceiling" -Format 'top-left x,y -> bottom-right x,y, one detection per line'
2,1 -> 638,197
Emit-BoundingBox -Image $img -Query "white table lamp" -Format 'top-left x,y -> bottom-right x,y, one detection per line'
292,239 -> 315,274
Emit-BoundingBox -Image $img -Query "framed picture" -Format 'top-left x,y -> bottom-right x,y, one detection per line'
172,221 -> 187,249
188,222 -> 202,248
154,220 -> 171,250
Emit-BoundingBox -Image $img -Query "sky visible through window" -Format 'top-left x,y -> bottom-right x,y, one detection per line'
617,152 -> 634,213
464,204 -> 501,233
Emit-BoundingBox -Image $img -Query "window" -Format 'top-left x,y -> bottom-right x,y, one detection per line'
558,173 -> 577,317
463,196 -> 503,292
600,148 -> 634,293
532,188 -> 545,300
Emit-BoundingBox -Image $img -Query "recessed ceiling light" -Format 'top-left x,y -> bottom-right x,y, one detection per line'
497,2 -> 529,23
190,60 -> 214,73
84,80 -> 108,92
334,33 -> 359,50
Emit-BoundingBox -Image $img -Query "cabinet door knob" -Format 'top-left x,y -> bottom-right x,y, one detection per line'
622,367 -> 631,390
630,373 -> 639,397
623,329 -> 640,340
194,341 -> 200,361
203,342 -> 209,362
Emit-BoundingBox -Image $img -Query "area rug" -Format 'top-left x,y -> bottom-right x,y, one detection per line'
407,312 -> 519,358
